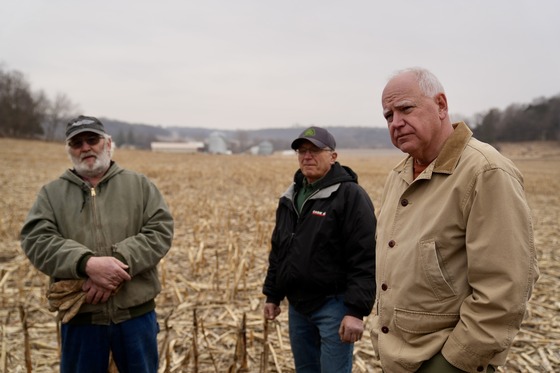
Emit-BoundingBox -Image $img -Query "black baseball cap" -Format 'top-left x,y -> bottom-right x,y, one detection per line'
291,126 -> 336,150
65,115 -> 106,140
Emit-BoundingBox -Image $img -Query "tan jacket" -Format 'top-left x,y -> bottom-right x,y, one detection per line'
371,122 -> 539,373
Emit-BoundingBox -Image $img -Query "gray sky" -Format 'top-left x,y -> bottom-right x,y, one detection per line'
2,0 -> 559,130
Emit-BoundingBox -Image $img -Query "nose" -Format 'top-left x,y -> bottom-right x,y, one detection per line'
79,140 -> 92,151
390,112 -> 405,128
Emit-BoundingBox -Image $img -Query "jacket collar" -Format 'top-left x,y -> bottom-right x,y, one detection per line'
294,162 -> 357,189
283,162 -> 356,201
394,121 -> 472,175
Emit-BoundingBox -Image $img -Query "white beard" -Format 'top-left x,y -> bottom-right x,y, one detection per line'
71,142 -> 111,179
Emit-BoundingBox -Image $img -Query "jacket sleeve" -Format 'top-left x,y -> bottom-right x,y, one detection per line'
21,187 -> 92,279
442,168 -> 539,371
111,177 -> 174,276
262,200 -> 286,304
342,184 -> 377,318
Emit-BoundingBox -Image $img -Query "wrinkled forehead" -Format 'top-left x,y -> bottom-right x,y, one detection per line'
382,75 -> 421,109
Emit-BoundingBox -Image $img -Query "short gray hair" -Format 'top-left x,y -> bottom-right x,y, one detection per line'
391,67 -> 445,98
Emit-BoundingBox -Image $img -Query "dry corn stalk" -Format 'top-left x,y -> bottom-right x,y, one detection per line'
0,139 -> 558,372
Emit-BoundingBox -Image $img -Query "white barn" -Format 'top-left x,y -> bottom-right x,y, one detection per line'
151,141 -> 204,153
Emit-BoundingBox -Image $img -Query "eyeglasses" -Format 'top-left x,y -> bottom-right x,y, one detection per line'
68,135 -> 103,149
295,147 -> 331,156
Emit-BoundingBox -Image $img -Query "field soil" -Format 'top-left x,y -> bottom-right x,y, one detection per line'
0,138 -> 558,372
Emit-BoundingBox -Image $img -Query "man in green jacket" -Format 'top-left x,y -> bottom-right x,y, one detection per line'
372,68 -> 539,373
21,115 -> 174,373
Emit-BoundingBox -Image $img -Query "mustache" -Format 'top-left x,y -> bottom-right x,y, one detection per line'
79,152 -> 97,161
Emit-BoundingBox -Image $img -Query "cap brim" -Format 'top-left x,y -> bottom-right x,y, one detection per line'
291,138 -> 328,150
66,128 -> 106,140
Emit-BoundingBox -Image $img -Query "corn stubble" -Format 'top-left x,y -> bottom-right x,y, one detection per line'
0,138 -> 558,372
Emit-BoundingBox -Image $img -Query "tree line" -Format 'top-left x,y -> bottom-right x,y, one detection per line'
1,64 -> 559,145
472,95 -> 560,143
0,65 -> 80,140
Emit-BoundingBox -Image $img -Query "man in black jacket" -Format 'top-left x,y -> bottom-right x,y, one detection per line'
263,126 -> 376,373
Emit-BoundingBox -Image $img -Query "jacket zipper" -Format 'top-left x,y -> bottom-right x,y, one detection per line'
90,186 -> 113,321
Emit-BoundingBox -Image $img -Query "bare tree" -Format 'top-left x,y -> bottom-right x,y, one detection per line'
43,92 -> 80,141
0,67 -> 45,138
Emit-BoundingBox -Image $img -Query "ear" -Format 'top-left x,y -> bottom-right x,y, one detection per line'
330,151 -> 338,164
106,137 -> 113,155
435,93 -> 448,120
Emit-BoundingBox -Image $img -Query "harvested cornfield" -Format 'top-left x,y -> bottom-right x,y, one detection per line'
0,138 -> 558,372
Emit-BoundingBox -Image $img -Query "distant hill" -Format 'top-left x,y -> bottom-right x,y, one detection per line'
93,119 -> 394,151
99,92 -> 560,150
6,64 -> 558,149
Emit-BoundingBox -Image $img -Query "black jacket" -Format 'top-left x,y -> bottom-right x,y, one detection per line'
263,162 -> 376,318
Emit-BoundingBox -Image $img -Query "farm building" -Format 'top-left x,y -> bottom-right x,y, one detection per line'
207,132 -> 230,154
151,141 -> 204,153
257,141 -> 274,155
248,141 -> 274,155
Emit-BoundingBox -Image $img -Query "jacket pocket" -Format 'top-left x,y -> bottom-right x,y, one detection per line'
392,308 -> 460,372
418,239 -> 457,301
394,308 -> 459,334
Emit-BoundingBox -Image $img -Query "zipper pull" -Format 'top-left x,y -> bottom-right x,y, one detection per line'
91,187 -> 96,197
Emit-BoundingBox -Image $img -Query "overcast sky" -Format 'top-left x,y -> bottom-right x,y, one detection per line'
2,0 -> 559,130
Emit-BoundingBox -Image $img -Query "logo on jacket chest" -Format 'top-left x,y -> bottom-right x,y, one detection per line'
312,210 -> 327,217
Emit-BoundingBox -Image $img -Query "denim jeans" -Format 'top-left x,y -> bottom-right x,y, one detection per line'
288,296 -> 353,373
60,310 -> 159,373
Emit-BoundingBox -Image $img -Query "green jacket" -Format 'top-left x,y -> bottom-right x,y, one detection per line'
372,122 -> 539,372
21,162 -> 174,324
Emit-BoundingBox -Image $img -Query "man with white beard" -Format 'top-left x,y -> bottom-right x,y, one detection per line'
21,115 -> 174,373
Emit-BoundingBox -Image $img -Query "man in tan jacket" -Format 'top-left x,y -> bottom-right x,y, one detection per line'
371,67 -> 539,373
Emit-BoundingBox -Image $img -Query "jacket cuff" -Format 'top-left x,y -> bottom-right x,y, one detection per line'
265,296 -> 281,305
442,335 -> 494,373
77,253 -> 93,277
345,305 -> 364,320
113,252 -> 128,266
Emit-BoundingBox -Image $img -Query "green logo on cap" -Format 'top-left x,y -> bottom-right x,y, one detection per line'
303,128 -> 316,136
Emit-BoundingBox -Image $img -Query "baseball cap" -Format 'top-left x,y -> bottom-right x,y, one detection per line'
65,115 -> 106,140
291,126 -> 336,150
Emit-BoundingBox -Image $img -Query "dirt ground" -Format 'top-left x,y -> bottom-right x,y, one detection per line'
0,138 -> 558,372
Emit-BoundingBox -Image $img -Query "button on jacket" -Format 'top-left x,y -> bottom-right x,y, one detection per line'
372,122 -> 539,372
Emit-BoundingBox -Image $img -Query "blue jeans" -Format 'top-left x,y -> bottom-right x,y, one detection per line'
60,311 -> 159,373
288,296 -> 353,373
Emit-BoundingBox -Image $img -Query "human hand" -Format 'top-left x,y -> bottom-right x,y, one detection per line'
264,302 -> 281,320
84,256 -> 131,290
82,278 -> 114,304
338,315 -> 364,343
